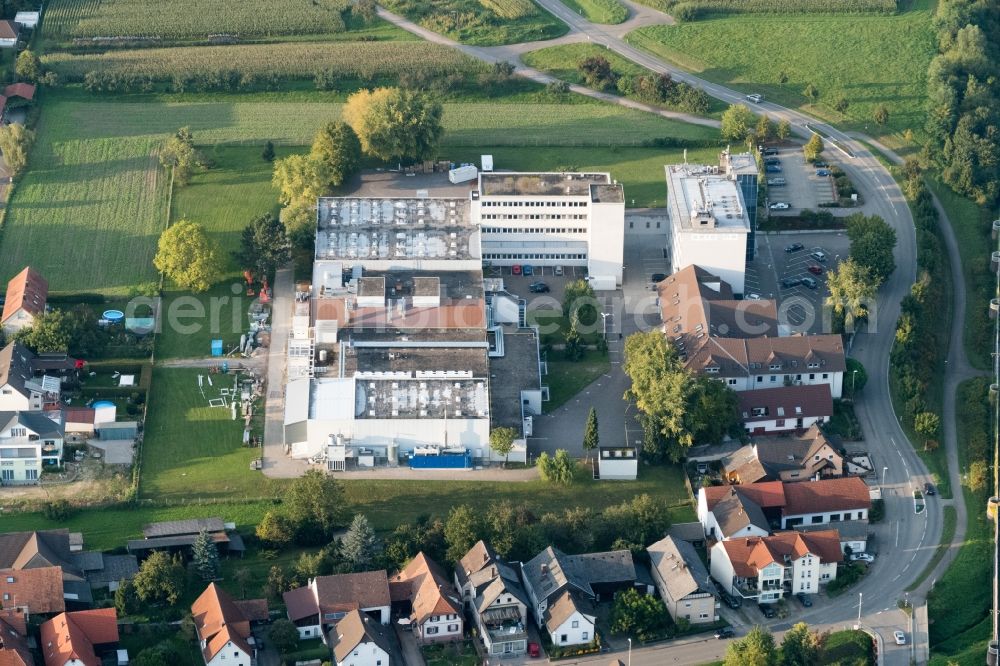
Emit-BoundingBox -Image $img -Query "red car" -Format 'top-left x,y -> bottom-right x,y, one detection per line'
807,265 -> 824,275
512,264 -> 522,275
528,642 -> 541,658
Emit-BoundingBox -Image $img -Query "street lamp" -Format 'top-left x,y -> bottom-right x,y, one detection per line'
600,311 -> 610,338
851,369 -> 858,396
882,466 -> 888,487
857,592 -> 863,626
627,638 -> 632,666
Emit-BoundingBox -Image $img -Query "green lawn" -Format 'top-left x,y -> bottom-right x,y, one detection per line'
628,3 -> 936,141
424,641 -> 479,666
821,630 -> 875,665
545,350 -> 612,411
379,0 -> 568,45
154,285 -> 254,360
556,0 -> 628,23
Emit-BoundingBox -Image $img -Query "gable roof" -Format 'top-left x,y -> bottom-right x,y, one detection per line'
0,610 -> 31,666
702,482 -> 786,538
782,477 -> 871,516
389,553 -> 461,625
522,547 -> 637,604
684,334 -> 846,378
330,610 -> 397,663
647,536 -> 715,603
455,540 -> 495,588
0,530 -> 76,574
542,590 -> 594,633
285,570 -> 392,622
2,268 -> 47,325
723,424 -> 838,483
142,517 -> 225,538
0,343 -> 36,397
0,412 -> 64,440
2,84 -> 33,101
703,481 -> 786,510
0,567 -> 65,614
191,583 -> 257,663
0,22 -> 17,40
455,541 -> 530,614
719,530 -> 843,577
738,385 -> 833,423
40,608 -> 118,666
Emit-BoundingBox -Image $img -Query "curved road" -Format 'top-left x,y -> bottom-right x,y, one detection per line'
376,3 -> 956,662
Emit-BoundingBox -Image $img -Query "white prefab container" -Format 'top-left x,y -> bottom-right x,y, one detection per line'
449,165 -> 478,184
587,275 -> 617,291
481,155 -> 494,172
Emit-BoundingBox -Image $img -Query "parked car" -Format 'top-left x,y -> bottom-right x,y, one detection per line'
816,169 -> 831,177
765,165 -> 783,173
810,251 -> 828,262
529,281 -> 550,293
801,276 -> 818,289
769,202 -> 790,210
759,603 -> 777,618
767,178 -> 787,186
715,628 -> 735,640
746,292 -> 762,300
764,157 -> 781,165
924,482 -> 936,496
894,631 -> 907,646
553,265 -> 564,276
814,161 -> 829,168
696,462 -> 709,474
512,264 -> 522,275
528,642 -> 541,658
762,147 -> 779,156
796,593 -> 813,607
785,242 -> 804,253
523,264 -> 534,276
781,277 -> 802,289
850,552 -> 875,563
721,591 -> 742,609
808,264 -> 824,275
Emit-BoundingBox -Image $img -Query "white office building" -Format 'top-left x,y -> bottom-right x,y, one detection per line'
473,172 -> 625,287
666,165 -> 751,295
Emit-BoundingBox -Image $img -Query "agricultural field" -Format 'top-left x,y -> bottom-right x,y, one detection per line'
628,0 -> 894,15
629,1 -> 935,138
556,0 -> 628,23
43,0 -> 353,42
380,0 -> 568,45
44,41 -> 486,86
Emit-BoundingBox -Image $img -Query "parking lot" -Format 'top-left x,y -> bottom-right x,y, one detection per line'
763,147 -> 837,214
747,231 -> 850,334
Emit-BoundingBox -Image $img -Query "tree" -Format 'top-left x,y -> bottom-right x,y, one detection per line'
725,625 -> 778,666
132,551 -> 184,605
0,123 -> 35,179
154,220 -> 221,292
256,510 -> 294,546
776,119 -> 792,141
14,309 -> 73,353
353,0 -> 378,23
268,619 -> 300,654
286,470 -> 347,542
833,94 -> 850,113
578,55 -> 617,91
562,279 -> 597,323
537,449 -> 575,485
803,133 -> 825,162
721,104 -> 755,142
273,153 -> 327,208
609,588 -> 668,641
15,49 -> 40,83
489,426 -> 518,467
846,213 -> 897,283
191,528 -> 220,581
341,514 -> 380,571
292,551 -> 326,583
310,121 -> 362,188
343,87 -> 443,162
263,565 -> 289,600
234,213 -> 291,282
598,494 -> 671,547
445,504 -> 481,563
967,459 -> 989,492
825,258 -> 877,331
687,376 -> 742,444
159,127 -> 201,186
114,578 -> 140,615
563,315 -> 584,361
582,407 -> 599,460
804,83 -> 819,102
233,567 -> 253,599
755,114 -> 775,143
780,623 -> 824,666
914,411 -> 941,440
261,140 -> 275,162
873,104 -> 890,126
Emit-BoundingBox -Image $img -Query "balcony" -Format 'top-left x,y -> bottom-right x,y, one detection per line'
482,607 -> 527,646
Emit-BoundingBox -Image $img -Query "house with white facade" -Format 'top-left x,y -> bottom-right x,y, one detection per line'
709,530 -> 842,602
738,385 -> 833,435
541,590 -> 596,648
0,342 -> 64,413
0,21 -> 18,49
454,541 -> 530,657
192,583 -> 267,666
0,411 -> 64,485
647,536 -> 718,625
388,553 -> 462,645
597,446 -> 638,480
330,610 -> 399,666
40,609 -> 119,666
722,424 -> 843,484
2,267 -> 47,335
780,477 -> 871,529
473,172 -> 625,287
697,482 -> 785,541
283,571 -> 391,640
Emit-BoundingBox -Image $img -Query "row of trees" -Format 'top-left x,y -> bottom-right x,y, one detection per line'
720,104 -> 791,146
723,623 -> 850,666
577,55 -> 710,115
821,214 -> 896,334
623,331 -> 742,462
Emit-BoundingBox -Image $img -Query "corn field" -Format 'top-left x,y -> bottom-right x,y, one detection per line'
478,0 -> 537,19
44,0 -> 351,40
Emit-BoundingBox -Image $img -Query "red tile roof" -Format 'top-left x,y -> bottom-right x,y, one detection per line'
2,84 -> 34,101
720,530 -> 843,577
285,570 -> 391,623
40,609 -> 118,666
704,480 -> 786,510
0,22 -> 17,40
738,384 -> 833,423
191,583 -> 257,663
782,477 -> 871,516
2,267 -> 47,324
0,610 -> 31,666
389,553 -> 461,625
0,567 -> 65,614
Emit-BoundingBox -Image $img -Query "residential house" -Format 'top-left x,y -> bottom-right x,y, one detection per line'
284,571 -> 391,641
796,521 -> 870,555
0,609 -> 32,666
721,425 -> 843,484
520,547 -> 638,647
0,567 -> 65,615
2,268 -> 47,334
40,608 -> 119,666
0,411 -> 64,485
13,13 -> 38,29
646,536 -> 718,625
780,477 -> 871,529
738,385 -> 833,435
0,342 -> 63,412
192,583 -> 268,666
697,482 -> 785,541
330,610 -> 399,666
709,530 -> 842,603
597,447 -> 638,480
0,21 -> 17,48
388,553 -> 462,645
126,518 -> 245,558
454,541 -> 530,657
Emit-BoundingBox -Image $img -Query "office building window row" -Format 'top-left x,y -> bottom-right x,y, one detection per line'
483,252 -> 587,260
480,214 -> 588,221
481,226 -> 587,234
481,200 -> 587,208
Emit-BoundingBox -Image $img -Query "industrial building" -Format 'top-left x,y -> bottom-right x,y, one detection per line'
718,150 -> 759,261
665,163 -> 752,295
473,172 -> 625,287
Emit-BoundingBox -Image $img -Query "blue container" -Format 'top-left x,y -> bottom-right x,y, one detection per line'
409,450 -> 472,469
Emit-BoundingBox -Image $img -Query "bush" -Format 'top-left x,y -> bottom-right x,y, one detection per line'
42,499 -> 73,521
826,563 -> 866,596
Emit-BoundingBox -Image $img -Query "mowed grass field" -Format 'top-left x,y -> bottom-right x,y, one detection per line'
629,1 -> 936,139
0,91 -> 718,293
556,0 -> 628,23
